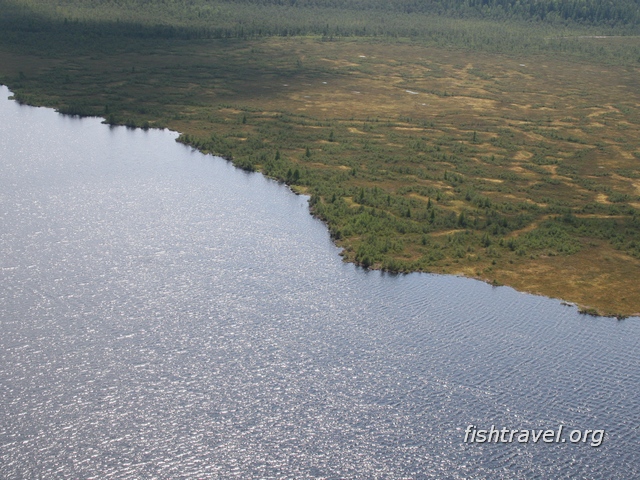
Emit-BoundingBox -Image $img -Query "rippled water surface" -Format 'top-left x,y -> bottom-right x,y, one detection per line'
1,86 -> 639,478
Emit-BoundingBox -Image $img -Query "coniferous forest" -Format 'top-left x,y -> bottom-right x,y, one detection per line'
1,0 -> 640,315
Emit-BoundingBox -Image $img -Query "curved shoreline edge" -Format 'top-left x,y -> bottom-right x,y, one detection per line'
3,84 -> 638,320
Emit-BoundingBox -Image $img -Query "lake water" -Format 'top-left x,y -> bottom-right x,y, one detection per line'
1,85 -> 639,478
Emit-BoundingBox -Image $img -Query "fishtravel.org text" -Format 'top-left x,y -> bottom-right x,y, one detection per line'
463,425 -> 605,447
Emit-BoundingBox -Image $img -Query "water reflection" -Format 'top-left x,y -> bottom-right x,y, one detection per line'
1,86 -> 638,478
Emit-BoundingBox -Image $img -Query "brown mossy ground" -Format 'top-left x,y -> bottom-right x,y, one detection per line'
2,36 -> 639,316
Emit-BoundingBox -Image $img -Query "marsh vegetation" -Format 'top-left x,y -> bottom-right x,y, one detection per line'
1,0 -> 639,315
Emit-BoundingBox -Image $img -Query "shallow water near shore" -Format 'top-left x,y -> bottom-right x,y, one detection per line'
1,85 -> 639,478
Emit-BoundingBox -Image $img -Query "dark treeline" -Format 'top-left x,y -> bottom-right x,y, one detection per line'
7,0 -> 640,27
2,0 -> 639,62
2,0 -> 640,41
234,0 -> 640,26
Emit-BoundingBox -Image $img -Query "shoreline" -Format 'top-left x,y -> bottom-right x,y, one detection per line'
171,127 -> 640,320
4,83 -> 638,319
3,41 -> 639,318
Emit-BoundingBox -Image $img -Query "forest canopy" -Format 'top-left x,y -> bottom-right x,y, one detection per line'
2,0 -> 640,41
221,0 -> 640,26
2,0 -> 639,61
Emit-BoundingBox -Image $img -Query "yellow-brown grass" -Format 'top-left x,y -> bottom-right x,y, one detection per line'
2,37 -> 639,315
